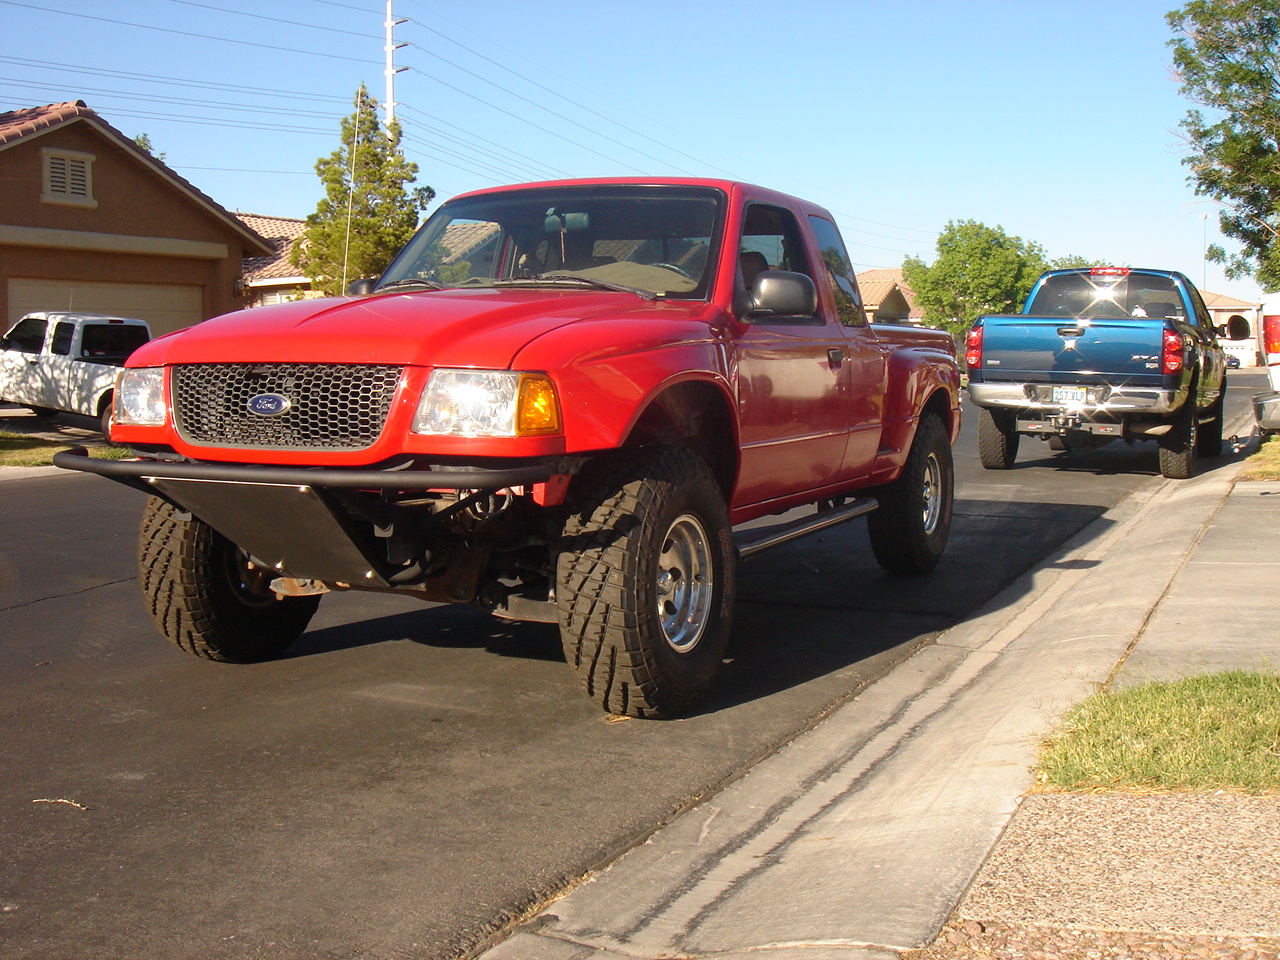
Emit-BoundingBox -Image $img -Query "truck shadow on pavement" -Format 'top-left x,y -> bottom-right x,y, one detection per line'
276,493 -> 1120,717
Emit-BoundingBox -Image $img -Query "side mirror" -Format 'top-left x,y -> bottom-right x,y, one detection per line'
748,270 -> 818,319
346,278 -> 378,296
1222,314 -> 1251,341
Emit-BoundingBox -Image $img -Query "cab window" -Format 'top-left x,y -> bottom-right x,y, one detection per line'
808,216 -> 867,327
4,318 -> 47,353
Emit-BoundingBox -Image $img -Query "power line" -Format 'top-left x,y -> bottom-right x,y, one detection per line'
403,45 -> 691,174
0,0 -> 381,66
410,22 -> 738,179
0,56 -> 349,106
160,0 -> 380,40
0,77 -> 343,121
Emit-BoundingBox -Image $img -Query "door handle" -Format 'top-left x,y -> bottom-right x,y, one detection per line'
828,348 -> 844,364
1057,326 -> 1086,338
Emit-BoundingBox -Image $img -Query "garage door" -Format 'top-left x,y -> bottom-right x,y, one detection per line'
8,279 -> 203,336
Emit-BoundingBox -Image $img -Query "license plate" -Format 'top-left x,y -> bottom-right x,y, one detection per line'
1052,386 -> 1088,404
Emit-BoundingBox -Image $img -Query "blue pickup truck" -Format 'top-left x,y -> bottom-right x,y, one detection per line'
965,267 -> 1250,479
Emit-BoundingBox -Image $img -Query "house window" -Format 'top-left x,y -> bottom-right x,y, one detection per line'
41,148 -> 96,208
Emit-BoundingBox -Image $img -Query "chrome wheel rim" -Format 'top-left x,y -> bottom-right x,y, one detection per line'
656,513 -> 713,653
921,452 -> 943,536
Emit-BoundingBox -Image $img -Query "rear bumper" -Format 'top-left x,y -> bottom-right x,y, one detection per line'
968,381 -> 1180,415
1253,391 -> 1280,432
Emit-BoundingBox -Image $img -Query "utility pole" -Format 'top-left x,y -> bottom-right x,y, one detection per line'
384,0 -> 409,135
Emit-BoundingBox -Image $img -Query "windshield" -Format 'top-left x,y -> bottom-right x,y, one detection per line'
379,184 -> 724,300
1027,272 -> 1187,320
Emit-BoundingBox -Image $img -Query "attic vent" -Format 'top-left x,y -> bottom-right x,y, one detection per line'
41,148 -> 96,208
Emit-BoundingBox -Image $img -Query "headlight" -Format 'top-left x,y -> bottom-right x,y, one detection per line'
115,367 -> 167,426
413,369 -> 561,437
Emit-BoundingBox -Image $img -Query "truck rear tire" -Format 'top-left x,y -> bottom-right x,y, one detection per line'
977,407 -> 1019,469
138,496 -> 321,662
557,445 -> 735,718
1197,387 -> 1225,458
868,412 -> 953,575
1158,399 -> 1199,480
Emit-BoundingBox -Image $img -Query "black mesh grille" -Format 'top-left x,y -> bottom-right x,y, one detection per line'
172,363 -> 403,450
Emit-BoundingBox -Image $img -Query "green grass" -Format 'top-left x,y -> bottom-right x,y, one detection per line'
0,430 -> 132,467
1240,435 -> 1280,481
1035,671 -> 1280,794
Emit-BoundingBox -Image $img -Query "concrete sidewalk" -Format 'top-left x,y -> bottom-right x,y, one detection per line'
479,433 -> 1280,960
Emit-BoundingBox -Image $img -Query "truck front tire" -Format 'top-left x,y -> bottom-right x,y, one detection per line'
557,446 -> 735,718
138,497 -> 321,662
868,413 -> 954,575
977,407 -> 1019,469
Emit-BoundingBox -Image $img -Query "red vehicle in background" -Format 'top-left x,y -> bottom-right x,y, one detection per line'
57,178 -> 960,718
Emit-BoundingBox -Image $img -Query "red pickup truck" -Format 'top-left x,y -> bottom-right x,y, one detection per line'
57,178 -> 961,718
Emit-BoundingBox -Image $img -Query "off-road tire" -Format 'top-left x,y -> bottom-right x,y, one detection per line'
556,445 -> 735,719
138,496 -> 320,662
977,407 -> 1019,469
1158,396 -> 1199,480
867,412 -> 954,575
1197,383 -> 1225,459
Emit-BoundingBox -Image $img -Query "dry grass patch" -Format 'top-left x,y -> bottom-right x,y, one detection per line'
1240,435 -> 1280,480
1035,671 -> 1280,794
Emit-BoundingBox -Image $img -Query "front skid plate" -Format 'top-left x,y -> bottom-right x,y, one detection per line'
149,478 -> 390,587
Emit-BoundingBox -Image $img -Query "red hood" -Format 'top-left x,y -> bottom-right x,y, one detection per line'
129,289 -> 711,369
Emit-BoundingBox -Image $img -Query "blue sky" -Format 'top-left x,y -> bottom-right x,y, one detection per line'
1,0 -> 1265,303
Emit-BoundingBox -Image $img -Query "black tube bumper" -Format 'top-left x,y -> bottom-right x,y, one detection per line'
52,446 -> 581,492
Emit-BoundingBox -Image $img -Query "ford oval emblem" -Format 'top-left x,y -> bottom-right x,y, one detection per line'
247,393 -> 291,417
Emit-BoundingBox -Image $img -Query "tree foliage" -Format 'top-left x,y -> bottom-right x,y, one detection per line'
1168,0 -> 1280,290
902,220 -> 1050,337
293,85 -> 434,296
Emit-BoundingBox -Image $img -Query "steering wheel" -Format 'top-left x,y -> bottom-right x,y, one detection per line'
652,262 -> 692,279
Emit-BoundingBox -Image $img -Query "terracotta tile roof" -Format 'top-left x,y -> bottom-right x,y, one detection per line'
0,100 -> 272,257
1201,289 -> 1258,310
236,213 -> 308,281
856,267 -> 922,318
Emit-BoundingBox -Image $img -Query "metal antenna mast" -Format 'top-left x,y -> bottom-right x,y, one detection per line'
384,0 -> 409,134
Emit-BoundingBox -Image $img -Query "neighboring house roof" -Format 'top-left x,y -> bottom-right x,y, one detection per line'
236,213 -> 309,284
0,100 -> 272,257
441,221 -> 499,263
1201,289 -> 1257,311
857,267 -> 922,319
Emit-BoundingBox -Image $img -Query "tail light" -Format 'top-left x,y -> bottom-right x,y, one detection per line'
1162,329 -> 1186,374
1264,315 -> 1280,356
1090,266 -> 1131,278
965,325 -> 983,368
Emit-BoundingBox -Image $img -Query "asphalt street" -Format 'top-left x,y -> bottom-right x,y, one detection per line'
0,372 -> 1264,960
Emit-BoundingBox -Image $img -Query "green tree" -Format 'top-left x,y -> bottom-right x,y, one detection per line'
1168,0 -> 1280,289
131,133 -> 165,162
902,220 -> 1048,338
293,85 -> 434,295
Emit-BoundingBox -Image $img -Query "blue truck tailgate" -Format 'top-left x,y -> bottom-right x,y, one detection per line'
979,316 -> 1168,385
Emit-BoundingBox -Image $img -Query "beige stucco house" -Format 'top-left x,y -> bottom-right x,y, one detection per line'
0,101 -> 272,336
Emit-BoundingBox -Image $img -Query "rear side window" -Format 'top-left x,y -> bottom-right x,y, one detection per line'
51,322 -> 75,356
1028,273 -> 1185,320
81,324 -> 149,360
5,317 -> 47,353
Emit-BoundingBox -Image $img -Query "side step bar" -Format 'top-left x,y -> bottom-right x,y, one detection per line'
734,497 -> 878,561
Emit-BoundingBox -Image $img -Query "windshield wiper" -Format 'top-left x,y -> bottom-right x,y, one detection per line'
493,273 -> 657,301
377,278 -> 445,292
